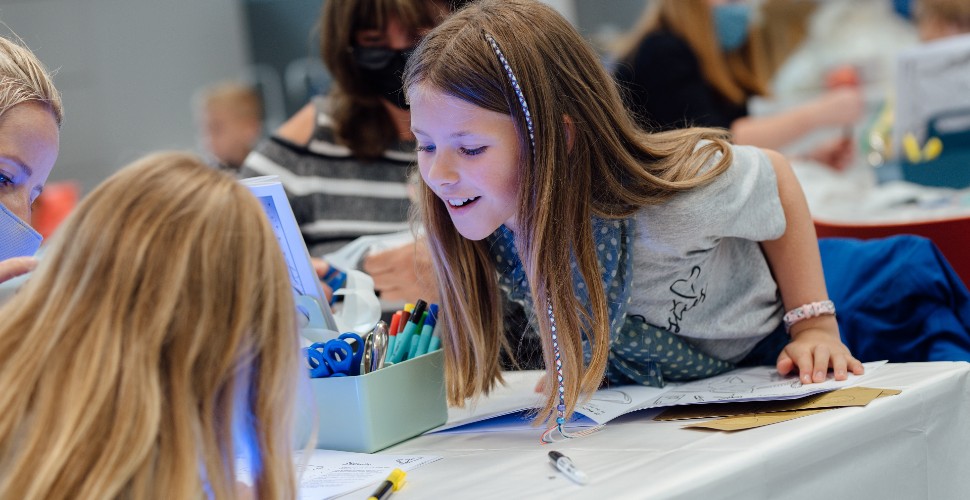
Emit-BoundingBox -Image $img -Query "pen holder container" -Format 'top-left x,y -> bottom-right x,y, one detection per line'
301,349 -> 447,453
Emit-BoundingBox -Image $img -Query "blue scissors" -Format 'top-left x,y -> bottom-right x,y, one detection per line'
306,332 -> 364,378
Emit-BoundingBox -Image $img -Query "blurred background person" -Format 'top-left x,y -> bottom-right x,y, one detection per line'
241,0 -> 470,303
0,35 -> 62,285
612,0 -> 865,170
194,80 -> 264,172
865,0 -> 970,168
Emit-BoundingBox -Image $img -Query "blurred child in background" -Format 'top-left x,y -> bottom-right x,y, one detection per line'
195,81 -> 264,172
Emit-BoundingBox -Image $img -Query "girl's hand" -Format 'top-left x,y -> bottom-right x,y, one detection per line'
807,135 -> 855,171
310,257 -> 334,303
776,326 -> 864,384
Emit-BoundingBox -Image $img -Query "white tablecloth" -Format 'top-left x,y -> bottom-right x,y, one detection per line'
364,362 -> 970,499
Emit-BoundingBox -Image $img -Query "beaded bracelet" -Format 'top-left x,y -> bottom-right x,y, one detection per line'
783,300 -> 836,333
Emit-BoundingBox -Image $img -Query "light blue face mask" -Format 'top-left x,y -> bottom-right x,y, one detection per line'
713,3 -> 753,52
0,202 -> 42,261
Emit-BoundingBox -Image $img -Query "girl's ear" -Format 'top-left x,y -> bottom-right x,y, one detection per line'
563,114 -> 576,152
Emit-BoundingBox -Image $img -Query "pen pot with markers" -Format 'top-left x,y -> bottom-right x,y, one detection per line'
296,303 -> 447,453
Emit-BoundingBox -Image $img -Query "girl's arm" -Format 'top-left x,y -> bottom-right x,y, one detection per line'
758,149 -> 865,384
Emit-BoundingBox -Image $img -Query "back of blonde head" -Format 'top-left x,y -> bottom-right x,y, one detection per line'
406,0 -> 733,424
0,153 -> 298,499
0,35 -> 62,125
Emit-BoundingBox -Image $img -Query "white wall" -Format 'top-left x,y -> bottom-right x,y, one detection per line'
539,0 -> 577,25
0,0 -> 250,192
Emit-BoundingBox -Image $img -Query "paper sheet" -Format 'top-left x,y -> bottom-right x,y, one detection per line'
654,386 -> 889,421
430,361 -> 886,434
650,360 -> 887,407
238,449 -> 441,499
297,450 -> 441,499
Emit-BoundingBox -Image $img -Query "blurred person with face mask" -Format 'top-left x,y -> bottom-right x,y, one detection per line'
241,0 -> 472,303
0,36 -> 62,284
613,0 -> 865,170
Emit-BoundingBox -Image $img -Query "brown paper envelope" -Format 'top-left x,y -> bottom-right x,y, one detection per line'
684,409 -> 833,431
877,388 -> 902,398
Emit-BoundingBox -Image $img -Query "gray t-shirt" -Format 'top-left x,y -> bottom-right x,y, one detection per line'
628,144 -> 786,362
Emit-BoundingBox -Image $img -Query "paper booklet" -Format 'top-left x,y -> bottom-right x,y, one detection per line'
431,360 -> 887,434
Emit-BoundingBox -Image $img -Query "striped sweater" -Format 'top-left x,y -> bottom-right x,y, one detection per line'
241,97 -> 416,255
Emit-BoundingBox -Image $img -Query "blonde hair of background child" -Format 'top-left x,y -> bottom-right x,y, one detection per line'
0,153 -> 299,499
406,0 -> 735,424
612,0 -> 770,106
197,80 -> 263,124
320,0 -> 451,159
915,0 -> 970,40
0,34 -> 62,126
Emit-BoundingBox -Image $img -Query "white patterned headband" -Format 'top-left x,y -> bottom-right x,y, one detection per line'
483,32 -> 536,161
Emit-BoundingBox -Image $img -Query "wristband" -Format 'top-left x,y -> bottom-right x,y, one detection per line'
783,300 -> 836,333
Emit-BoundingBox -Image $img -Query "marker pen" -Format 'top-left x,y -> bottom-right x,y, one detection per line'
398,303 -> 414,333
427,308 -> 442,353
386,311 -> 402,360
390,299 -> 426,363
407,311 -> 429,359
548,450 -> 588,485
414,304 -> 438,357
367,468 -> 406,500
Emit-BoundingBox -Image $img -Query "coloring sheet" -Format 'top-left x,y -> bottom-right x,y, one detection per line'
431,361 -> 886,433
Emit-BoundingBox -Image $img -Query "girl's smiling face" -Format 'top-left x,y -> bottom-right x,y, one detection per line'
410,84 -> 522,240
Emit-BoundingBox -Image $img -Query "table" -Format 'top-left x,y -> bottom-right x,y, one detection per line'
372,362 -> 970,499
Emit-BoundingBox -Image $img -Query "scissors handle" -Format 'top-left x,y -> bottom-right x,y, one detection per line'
305,333 -> 364,378
306,344 -> 333,378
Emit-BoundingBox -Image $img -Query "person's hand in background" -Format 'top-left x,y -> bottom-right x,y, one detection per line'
809,86 -> 865,129
310,257 -> 334,303
0,256 -> 37,284
808,135 -> 855,171
362,238 -> 439,303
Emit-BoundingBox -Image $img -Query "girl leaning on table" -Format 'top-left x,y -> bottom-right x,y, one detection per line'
404,0 -> 867,441
0,153 -> 301,499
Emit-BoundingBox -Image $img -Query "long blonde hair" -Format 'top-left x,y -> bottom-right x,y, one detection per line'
613,0 -> 769,105
0,35 -> 62,125
405,0 -> 734,424
0,153 -> 299,499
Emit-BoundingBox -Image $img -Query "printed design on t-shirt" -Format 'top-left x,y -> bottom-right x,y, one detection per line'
666,265 -> 706,333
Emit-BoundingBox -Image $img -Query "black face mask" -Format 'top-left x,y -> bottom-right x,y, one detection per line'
353,46 -> 414,110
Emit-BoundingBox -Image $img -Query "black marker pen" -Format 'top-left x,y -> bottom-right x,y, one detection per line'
549,450 -> 588,485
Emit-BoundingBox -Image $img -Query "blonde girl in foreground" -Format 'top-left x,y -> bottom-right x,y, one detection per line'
405,0 -> 863,440
0,153 -> 300,498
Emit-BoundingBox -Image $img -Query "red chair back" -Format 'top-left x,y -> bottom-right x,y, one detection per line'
814,216 -> 970,287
